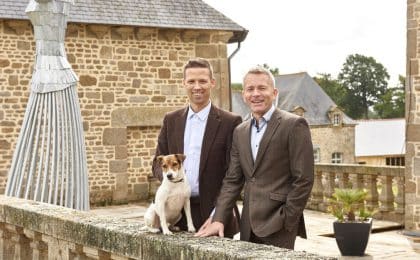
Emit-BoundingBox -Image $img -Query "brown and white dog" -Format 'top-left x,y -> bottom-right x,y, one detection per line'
142,154 -> 195,235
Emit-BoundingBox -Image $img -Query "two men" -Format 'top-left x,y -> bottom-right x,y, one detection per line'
152,58 -> 241,238
196,66 -> 314,249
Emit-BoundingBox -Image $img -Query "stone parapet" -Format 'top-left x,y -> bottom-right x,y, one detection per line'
0,196 -> 333,260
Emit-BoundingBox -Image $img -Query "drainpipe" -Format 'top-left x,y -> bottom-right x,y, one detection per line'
227,41 -> 241,111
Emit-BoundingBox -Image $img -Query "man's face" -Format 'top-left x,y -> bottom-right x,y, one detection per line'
183,68 -> 215,110
242,73 -> 278,118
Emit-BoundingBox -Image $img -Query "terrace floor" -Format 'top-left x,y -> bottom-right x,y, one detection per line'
91,203 -> 419,259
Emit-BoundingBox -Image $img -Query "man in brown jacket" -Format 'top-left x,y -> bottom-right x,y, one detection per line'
152,58 -> 241,238
196,66 -> 314,249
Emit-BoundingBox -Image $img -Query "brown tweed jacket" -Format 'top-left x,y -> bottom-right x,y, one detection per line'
152,104 -> 242,237
213,108 -> 314,242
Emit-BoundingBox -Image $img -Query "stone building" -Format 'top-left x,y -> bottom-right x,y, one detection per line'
232,72 -> 357,164
0,0 -> 247,204
406,0 -> 420,234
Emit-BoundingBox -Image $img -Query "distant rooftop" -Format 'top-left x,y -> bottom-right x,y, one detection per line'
232,72 -> 355,125
0,0 -> 247,43
355,118 -> 405,157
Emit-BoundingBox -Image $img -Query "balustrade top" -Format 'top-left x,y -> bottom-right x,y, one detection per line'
315,163 -> 404,177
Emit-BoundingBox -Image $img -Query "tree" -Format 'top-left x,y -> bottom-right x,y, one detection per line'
314,73 -> 347,107
338,54 -> 390,119
261,63 -> 280,76
373,75 -> 405,118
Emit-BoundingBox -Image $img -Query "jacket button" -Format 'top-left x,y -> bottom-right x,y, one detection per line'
251,177 -> 255,182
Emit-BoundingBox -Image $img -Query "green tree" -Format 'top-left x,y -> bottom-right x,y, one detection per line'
314,73 -> 347,107
261,63 -> 280,76
373,75 -> 405,118
338,54 -> 390,119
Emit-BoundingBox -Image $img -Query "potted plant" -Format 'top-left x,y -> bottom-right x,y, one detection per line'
328,188 -> 373,256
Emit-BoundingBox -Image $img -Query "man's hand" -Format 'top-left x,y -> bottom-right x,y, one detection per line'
194,221 -> 225,237
197,217 -> 212,233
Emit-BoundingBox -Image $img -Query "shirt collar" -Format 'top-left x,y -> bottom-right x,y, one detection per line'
251,105 -> 276,123
187,101 -> 212,121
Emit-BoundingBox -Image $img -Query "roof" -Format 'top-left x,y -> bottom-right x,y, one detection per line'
355,119 -> 405,157
0,0 -> 247,43
231,72 -> 356,125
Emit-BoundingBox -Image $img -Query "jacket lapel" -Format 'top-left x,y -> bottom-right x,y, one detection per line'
175,107 -> 188,153
242,120 -> 254,172
199,105 -> 221,174
252,109 -> 281,175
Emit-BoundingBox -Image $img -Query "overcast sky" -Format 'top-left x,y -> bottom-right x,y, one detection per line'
203,0 -> 406,86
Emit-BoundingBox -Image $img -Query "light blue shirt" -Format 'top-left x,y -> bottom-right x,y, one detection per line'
183,102 -> 211,197
251,105 -> 276,161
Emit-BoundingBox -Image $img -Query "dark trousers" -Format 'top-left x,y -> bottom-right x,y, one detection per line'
176,196 -> 204,231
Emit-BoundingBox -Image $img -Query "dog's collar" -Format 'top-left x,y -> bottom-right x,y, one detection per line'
170,178 -> 184,183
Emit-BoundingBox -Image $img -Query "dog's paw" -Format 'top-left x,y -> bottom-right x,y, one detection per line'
149,228 -> 160,233
162,230 -> 173,235
188,227 -> 196,233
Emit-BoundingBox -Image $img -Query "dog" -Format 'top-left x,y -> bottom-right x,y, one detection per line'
142,154 -> 195,235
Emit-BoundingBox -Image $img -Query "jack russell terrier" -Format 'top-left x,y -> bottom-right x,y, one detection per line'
142,154 -> 195,235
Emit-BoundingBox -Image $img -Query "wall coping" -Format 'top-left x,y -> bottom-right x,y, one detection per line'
0,195 -> 334,259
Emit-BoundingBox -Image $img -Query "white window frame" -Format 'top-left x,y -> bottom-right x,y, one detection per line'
332,152 -> 343,164
333,113 -> 341,126
313,147 -> 320,162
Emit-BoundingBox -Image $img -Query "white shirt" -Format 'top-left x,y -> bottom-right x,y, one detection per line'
250,105 -> 276,161
183,102 -> 211,197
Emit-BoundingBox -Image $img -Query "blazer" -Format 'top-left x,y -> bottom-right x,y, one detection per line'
213,108 -> 314,242
152,104 -> 242,237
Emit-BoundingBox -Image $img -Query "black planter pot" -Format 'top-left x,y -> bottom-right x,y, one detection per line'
333,218 -> 372,256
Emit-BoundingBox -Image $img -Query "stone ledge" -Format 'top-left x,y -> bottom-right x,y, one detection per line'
0,196 -> 333,259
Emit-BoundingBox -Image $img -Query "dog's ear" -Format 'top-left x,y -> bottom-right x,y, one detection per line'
175,154 -> 186,163
157,155 -> 164,165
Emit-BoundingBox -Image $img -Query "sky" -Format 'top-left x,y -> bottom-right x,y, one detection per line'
203,0 -> 406,86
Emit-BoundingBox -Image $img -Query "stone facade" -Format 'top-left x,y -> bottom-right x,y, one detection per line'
310,125 -> 355,164
0,20 -> 234,204
406,0 -> 420,232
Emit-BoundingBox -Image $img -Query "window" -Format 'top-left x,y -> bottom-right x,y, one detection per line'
385,156 -> 405,166
313,147 -> 320,162
331,152 -> 342,164
333,114 -> 341,125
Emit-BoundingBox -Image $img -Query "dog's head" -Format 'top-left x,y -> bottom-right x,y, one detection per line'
157,154 -> 186,183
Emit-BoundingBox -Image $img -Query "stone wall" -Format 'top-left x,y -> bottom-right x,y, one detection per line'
311,125 -> 356,164
0,196 -> 333,260
406,0 -> 420,231
0,19 -> 234,204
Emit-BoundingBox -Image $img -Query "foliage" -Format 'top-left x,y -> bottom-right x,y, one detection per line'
314,73 -> 347,108
373,75 -> 405,118
338,54 -> 390,119
328,188 -> 373,222
261,63 -> 280,76
231,83 -> 243,91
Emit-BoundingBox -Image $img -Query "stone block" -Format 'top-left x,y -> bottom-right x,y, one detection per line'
102,128 -> 127,145
79,75 -> 97,86
102,92 -> 114,103
17,41 -> 30,50
158,68 -> 171,79
100,46 -> 113,59
115,146 -> 127,160
129,96 -> 149,103
0,140 -> 11,150
109,160 -> 127,173
149,61 -> 164,67
111,107 -> 178,127
169,51 -> 177,61
132,79 -> 141,88
132,157 -> 142,168
133,183 -> 149,200
105,75 -> 118,82
195,45 -> 218,58
129,48 -> 140,55
118,61 -> 134,71
8,75 -> 18,86
151,96 -> 166,102
86,92 -> 100,99
407,124 -> 420,141
0,59 -> 10,68
414,158 -> 420,176
113,172 -> 128,202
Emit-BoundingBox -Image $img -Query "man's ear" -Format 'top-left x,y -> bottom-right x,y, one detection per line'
175,154 -> 186,163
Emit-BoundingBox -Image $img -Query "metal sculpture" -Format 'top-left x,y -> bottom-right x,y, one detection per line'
5,0 -> 89,211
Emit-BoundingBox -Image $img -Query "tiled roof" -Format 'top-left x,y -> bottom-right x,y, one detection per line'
0,0 -> 247,42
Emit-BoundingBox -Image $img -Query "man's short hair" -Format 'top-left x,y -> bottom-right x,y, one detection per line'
243,66 -> 275,87
183,58 -> 214,79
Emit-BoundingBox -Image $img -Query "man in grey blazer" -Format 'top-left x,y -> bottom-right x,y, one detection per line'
196,66 -> 314,249
152,58 -> 241,238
